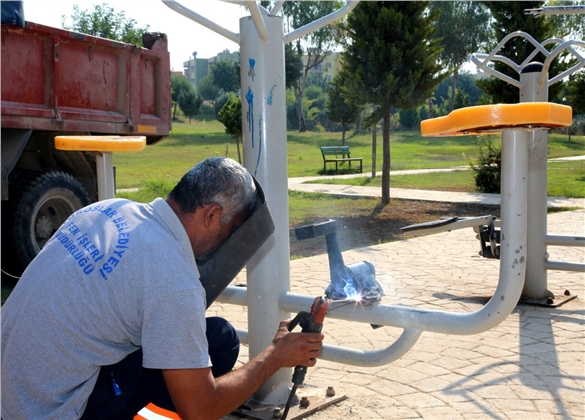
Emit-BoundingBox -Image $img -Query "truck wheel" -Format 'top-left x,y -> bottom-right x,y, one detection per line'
2,170 -> 90,278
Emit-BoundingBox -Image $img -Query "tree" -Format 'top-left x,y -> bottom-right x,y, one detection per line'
217,98 -> 243,164
434,72 -> 485,112
399,109 -> 419,130
178,89 -> 203,123
566,71 -> 585,114
477,2 -> 564,104
280,1 -> 343,132
210,59 -> 240,93
326,70 -> 363,144
545,0 -> 585,40
285,43 -> 304,89
198,74 -> 219,103
171,75 -> 194,120
342,2 -> 446,204
430,2 -> 491,112
214,92 -> 238,119
61,3 -> 149,45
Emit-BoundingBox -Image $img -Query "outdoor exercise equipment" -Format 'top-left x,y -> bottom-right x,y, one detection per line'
406,30 -> 585,306
162,0 -> 583,414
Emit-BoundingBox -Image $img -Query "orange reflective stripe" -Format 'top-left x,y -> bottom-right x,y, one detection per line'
133,402 -> 181,420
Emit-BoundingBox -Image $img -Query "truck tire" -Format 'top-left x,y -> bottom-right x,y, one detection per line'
2,170 -> 90,279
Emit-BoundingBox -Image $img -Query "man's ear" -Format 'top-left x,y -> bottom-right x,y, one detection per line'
202,204 -> 223,228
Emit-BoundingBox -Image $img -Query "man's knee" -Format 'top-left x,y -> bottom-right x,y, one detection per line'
206,317 -> 240,377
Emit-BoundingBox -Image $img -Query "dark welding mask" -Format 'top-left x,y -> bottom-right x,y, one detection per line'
197,177 -> 274,308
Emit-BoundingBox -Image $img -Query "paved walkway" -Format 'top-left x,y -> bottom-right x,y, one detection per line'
212,209 -> 584,420
288,164 -> 585,209
120,157 -> 584,418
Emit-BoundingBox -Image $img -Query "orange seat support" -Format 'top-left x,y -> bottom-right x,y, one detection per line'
420,103 -> 572,137
54,135 -> 146,201
54,135 -> 146,152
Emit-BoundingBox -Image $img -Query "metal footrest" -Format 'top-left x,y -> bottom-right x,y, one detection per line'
400,215 -> 501,238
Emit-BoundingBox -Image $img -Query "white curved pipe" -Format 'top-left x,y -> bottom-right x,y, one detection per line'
471,54 -> 522,88
246,0 -> 269,42
541,39 -> 585,86
271,0 -> 285,16
161,0 -> 240,44
220,130 -> 528,338
320,328 -> 422,367
284,1 -> 359,44
235,326 -> 422,367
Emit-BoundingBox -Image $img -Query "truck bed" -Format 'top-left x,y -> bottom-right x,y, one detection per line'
1,22 -> 171,144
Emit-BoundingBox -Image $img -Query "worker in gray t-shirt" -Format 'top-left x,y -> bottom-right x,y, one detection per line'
1,157 -> 324,420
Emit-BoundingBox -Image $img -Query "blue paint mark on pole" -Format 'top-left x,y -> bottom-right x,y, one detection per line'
248,58 -> 256,82
246,87 -> 254,148
256,115 -> 263,176
267,86 -> 274,106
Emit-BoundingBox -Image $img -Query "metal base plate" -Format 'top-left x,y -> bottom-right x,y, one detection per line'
518,293 -> 577,308
232,386 -> 347,420
433,292 -> 578,308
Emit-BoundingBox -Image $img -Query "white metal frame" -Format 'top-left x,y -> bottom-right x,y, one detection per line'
161,1 -> 582,405
472,31 -> 585,297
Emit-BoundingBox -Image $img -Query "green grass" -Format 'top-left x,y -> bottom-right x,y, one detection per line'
548,160 -> 585,198
305,161 -> 585,198
288,190 -> 380,225
114,118 -> 585,189
308,169 -> 476,192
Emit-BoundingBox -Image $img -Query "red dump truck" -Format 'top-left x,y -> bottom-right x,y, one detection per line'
1,21 -> 171,280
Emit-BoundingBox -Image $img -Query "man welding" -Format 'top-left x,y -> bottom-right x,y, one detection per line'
1,157 -> 324,420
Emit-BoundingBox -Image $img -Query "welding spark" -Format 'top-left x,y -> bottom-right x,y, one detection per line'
343,282 -> 360,301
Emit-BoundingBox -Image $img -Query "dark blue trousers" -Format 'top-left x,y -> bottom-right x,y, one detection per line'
80,317 -> 240,420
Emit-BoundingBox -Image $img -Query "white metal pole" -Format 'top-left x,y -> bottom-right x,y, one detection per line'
520,65 -> 553,299
239,14 -> 292,404
95,152 -> 115,200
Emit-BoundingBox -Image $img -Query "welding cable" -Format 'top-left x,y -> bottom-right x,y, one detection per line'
281,383 -> 298,420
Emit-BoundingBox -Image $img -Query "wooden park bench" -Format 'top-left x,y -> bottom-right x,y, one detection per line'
320,146 -> 363,174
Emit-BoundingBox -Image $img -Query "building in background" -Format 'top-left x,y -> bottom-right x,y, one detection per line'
183,52 -> 210,89
183,49 -> 240,90
302,52 -> 342,81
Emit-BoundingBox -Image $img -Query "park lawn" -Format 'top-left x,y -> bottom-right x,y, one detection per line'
311,169 -> 477,192
114,116 -> 584,190
306,160 -> 585,198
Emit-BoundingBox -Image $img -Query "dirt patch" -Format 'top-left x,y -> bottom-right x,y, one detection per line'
289,200 -> 500,258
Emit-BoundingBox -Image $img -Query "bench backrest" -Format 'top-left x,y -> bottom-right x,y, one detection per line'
320,146 -> 350,157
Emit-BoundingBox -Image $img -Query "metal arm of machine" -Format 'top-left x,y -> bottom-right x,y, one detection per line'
284,1 -> 358,44
161,0 -> 240,44
216,130 -> 529,367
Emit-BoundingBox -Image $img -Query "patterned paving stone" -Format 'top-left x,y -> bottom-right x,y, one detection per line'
217,210 -> 584,419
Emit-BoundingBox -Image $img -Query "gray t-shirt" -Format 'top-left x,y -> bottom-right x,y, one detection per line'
1,198 -> 211,419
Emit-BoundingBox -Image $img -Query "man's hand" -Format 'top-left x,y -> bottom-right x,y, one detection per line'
164,318 -> 324,420
268,319 -> 324,368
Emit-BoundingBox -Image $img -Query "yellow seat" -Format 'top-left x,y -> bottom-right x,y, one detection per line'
421,103 -> 572,137
54,135 -> 146,152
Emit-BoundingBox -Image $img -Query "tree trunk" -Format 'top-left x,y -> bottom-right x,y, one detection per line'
341,121 -> 346,146
294,80 -> 306,132
371,123 -> 377,178
236,136 -> 242,164
173,102 -> 178,119
449,69 -> 459,113
381,111 -> 391,204
428,97 -> 434,119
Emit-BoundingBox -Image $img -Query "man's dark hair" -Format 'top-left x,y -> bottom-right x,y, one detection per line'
168,157 -> 260,224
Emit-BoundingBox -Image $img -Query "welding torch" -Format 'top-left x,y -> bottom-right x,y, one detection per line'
281,296 -> 329,420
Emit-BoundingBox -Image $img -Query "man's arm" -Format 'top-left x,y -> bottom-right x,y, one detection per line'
162,320 -> 324,420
